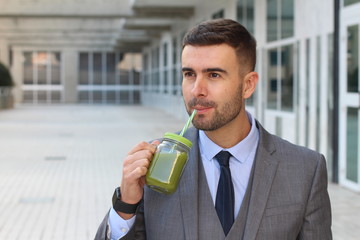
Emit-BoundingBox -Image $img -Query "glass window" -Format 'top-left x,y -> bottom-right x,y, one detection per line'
172,38 -> 178,65
172,37 -> 179,95
267,0 -> 278,42
23,90 -> 34,102
344,0 -> 360,6
152,47 -> 160,92
78,91 -> 89,102
267,45 -> 295,111
163,43 -> 168,67
51,53 -> 61,85
23,52 -> 33,84
106,53 -> 116,85
23,51 -> 61,86
134,90 -> 141,104
79,52 -> 89,85
143,54 -> 149,91
37,52 -> 48,85
51,91 -> 61,103
120,91 -> 130,103
163,43 -> 168,93
237,0 -> 254,33
93,52 -> 102,85
164,70 -> 168,94
347,25 -> 359,93
120,53 -> 139,86
37,90 -> 47,102
267,48 -> 278,109
267,0 -> 294,42
172,68 -> 178,95
347,108 -> 358,183
134,70 -> 140,85
106,91 -> 116,104
93,90 -> 102,103
281,0 -> 294,39
281,45 -> 294,111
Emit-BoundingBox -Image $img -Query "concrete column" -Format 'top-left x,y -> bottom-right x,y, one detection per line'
62,48 -> 78,103
0,40 -> 9,67
11,48 -> 23,103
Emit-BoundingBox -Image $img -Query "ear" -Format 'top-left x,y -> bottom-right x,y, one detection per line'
243,72 -> 258,99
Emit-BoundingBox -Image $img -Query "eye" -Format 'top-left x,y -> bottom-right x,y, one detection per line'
183,71 -> 196,78
209,72 -> 220,78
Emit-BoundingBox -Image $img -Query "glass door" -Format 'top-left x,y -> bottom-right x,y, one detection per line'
340,4 -> 360,191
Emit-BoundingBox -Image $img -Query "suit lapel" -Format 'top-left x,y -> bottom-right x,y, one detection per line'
179,127 -> 199,240
243,122 -> 280,240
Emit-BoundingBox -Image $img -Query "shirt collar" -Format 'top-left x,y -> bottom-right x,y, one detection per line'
199,112 -> 259,163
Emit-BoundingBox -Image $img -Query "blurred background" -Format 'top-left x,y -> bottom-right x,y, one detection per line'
0,0 -> 360,239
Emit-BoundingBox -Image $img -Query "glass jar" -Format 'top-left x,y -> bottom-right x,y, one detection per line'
145,132 -> 192,194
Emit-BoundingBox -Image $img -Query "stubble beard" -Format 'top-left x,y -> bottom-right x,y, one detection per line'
185,84 -> 243,131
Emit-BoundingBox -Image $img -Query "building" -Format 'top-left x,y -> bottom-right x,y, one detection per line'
0,0 -> 359,192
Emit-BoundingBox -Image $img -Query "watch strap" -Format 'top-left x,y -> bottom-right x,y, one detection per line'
112,187 -> 139,214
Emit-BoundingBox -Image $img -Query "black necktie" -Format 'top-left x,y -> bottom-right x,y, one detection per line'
215,151 -> 234,236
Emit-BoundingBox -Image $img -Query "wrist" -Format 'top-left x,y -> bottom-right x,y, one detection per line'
117,211 -> 135,220
112,187 -> 140,214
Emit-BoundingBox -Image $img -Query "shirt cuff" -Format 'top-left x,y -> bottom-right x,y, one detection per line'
108,207 -> 136,240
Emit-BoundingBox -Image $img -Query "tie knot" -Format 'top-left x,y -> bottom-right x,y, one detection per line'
215,151 -> 232,167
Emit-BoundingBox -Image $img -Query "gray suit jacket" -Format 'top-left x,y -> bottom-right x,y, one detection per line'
95,122 -> 332,240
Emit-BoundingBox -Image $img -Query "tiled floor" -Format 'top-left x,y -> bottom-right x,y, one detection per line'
0,105 -> 359,239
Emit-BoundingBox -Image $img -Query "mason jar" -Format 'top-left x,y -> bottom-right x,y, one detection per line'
145,132 -> 192,194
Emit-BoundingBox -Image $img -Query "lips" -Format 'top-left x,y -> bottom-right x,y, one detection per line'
188,98 -> 216,114
193,106 -> 213,114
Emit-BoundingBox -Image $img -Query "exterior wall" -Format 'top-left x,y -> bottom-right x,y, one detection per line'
139,0 -> 339,184
339,2 -> 360,191
141,0 -> 334,149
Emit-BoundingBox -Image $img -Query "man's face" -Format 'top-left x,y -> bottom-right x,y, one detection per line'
181,44 -> 245,131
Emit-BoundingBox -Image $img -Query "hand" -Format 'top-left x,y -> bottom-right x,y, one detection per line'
118,140 -> 160,218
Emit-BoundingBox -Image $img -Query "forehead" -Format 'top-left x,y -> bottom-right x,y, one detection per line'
182,44 -> 238,68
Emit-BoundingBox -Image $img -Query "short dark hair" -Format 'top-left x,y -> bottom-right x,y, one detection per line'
182,19 -> 256,72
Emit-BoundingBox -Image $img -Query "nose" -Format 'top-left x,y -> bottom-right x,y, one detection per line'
190,75 -> 207,98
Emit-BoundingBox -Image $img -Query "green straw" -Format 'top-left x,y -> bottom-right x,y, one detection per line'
180,109 -> 197,136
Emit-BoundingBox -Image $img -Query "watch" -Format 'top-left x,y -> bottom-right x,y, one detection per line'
112,187 -> 139,214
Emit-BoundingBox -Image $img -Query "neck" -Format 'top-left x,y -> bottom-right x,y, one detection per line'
204,110 -> 251,148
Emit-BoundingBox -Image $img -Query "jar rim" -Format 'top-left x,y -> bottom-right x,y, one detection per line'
163,132 -> 193,148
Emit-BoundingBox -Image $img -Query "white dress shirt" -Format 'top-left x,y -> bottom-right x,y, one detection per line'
199,112 -> 259,218
108,112 -> 259,240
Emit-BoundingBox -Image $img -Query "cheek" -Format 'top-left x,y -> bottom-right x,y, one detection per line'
182,82 -> 191,97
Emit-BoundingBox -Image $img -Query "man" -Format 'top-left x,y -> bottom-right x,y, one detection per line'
95,19 -> 332,240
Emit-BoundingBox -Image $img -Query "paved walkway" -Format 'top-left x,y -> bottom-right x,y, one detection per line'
0,105 -> 359,239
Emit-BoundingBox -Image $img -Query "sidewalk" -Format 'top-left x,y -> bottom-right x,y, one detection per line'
0,105 -> 359,239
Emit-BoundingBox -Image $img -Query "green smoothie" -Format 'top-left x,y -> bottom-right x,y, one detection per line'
146,151 -> 188,194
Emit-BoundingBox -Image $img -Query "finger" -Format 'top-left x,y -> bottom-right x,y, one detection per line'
128,141 -> 157,155
125,166 -> 148,181
124,149 -> 154,166
124,157 -> 151,173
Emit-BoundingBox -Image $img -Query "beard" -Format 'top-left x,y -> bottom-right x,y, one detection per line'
185,83 -> 243,131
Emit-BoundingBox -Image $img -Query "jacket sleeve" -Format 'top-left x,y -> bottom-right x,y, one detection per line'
298,154 -> 332,239
94,201 -> 146,240
94,211 -> 110,240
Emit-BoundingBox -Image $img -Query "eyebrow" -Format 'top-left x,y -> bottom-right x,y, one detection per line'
182,67 -> 228,74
